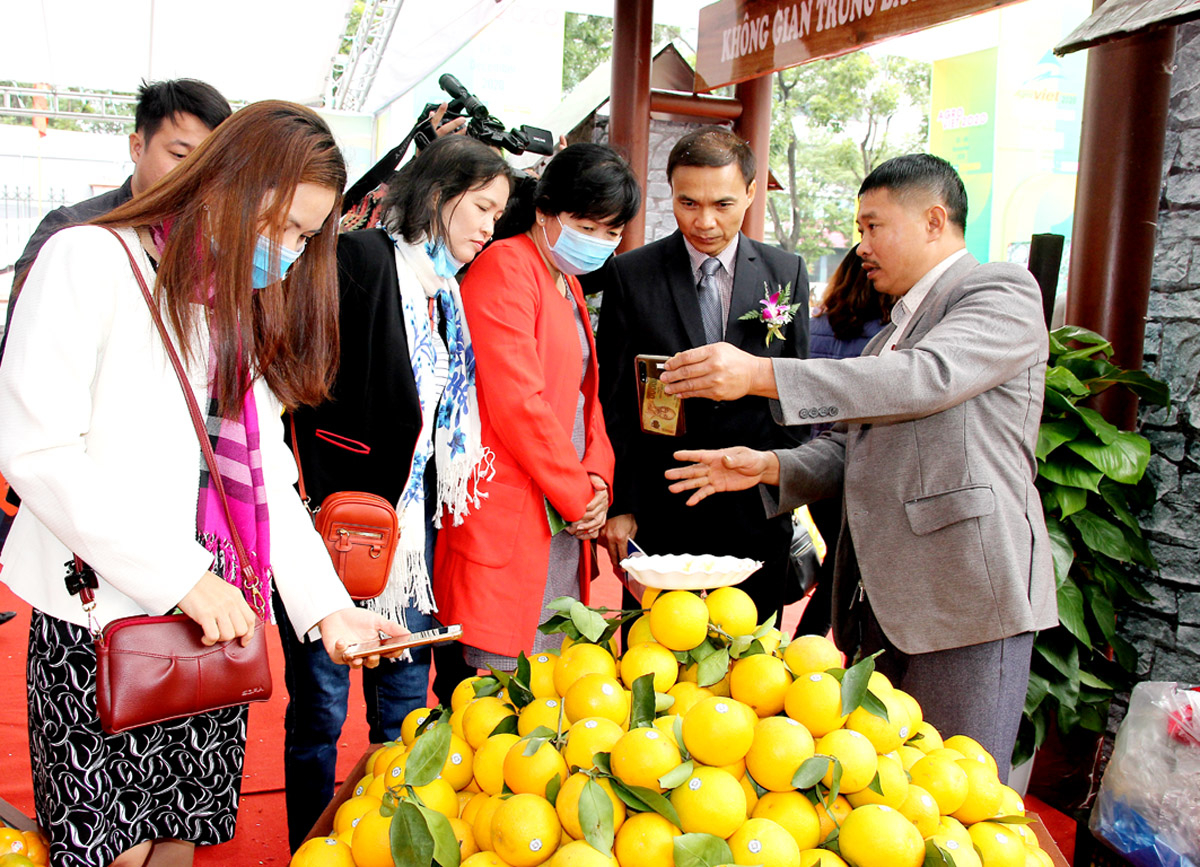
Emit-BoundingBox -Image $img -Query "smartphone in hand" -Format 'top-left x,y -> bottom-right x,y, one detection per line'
343,624 -> 463,660
636,354 -> 686,436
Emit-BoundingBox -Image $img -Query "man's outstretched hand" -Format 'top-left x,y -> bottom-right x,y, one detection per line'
665,447 -> 780,506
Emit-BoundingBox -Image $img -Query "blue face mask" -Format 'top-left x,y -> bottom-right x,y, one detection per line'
544,216 -> 620,276
251,234 -> 303,289
425,239 -> 466,280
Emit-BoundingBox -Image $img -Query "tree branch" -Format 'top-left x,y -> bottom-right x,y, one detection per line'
767,196 -> 789,253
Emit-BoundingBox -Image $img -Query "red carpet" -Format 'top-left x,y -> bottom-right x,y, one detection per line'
0,558 -> 1075,865
0,553 -> 698,864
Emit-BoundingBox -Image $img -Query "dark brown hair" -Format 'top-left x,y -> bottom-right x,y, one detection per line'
666,126 -> 755,187
382,134 -> 512,245
823,244 -> 894,340
533,143 -> 641,227
135,78 -> 231,142
859,153 -> 968,232
95,101 -> 347,414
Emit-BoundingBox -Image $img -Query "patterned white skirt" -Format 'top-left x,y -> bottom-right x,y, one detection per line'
27,609 -> 247,867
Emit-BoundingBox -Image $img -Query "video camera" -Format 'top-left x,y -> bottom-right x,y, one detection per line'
415,74 -> 554,157
340,73 -> 555,219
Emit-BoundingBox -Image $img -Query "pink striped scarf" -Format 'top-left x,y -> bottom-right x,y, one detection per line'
196,379 -> 273,619
150,223 -> 273,618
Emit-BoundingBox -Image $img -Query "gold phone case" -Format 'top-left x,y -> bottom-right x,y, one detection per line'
636,354 -> 685,437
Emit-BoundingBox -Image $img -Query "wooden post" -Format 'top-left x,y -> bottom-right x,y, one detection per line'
734,74 -> 772,242
1065,16 -> 1175,429
610,0 -> 654,251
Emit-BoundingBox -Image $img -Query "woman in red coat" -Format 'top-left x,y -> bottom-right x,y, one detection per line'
434,144 -> 641,667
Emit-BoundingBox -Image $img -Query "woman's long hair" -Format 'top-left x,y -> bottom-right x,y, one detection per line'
94,101 -> 347,414
822,244 -> 893,341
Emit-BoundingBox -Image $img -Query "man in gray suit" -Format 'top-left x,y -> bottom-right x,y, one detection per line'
660,154 -> 1057,778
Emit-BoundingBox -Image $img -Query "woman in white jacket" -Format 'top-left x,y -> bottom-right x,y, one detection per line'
0,101 -> 404,867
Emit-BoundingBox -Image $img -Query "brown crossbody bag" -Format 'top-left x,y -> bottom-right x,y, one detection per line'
65,227 -> 272,734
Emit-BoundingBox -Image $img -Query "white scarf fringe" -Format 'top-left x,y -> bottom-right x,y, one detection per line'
365,236 -> 487,622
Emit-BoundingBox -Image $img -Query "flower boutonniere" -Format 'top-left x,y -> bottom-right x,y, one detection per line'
739,281 -> 802,347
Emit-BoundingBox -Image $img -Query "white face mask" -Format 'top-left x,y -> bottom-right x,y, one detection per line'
543,217 -> 620,276
251,234 -> 304,288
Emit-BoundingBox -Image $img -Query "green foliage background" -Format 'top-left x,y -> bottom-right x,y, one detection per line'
768,54 -> 930,264
1018,326 -> 1169,766
562,13 -> 683,94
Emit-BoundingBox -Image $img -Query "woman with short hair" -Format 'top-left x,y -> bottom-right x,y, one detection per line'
434,143 -> 641,670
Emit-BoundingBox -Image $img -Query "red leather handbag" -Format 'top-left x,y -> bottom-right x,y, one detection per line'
289,415 -> 399,600
71,229 -> 274,734
95,610 -> 272,734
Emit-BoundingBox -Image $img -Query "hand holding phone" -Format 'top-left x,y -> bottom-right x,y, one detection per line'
342,624 -> 464,661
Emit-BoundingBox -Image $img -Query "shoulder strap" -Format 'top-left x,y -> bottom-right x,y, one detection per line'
288,412 -> 310,507
96,227 -> 259,597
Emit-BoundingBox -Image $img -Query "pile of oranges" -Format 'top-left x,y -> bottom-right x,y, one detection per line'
292,588 -> 1051,867
0,825 -> 49,865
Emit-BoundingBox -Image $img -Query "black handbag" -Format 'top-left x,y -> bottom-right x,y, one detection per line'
782,515 -> 821,606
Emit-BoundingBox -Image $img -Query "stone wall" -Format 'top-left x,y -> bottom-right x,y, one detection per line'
1131,20 -> 1200,695
592,116 -> 709,243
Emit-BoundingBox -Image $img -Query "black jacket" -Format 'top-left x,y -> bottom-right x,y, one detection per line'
585,230 -> 810,619
289,229 -> 422,507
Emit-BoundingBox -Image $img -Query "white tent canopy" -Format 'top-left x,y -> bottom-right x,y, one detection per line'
2,0 -> 351,105
358,0 -> 520,116
1,0 -> 524,112
1,0 -> 713,116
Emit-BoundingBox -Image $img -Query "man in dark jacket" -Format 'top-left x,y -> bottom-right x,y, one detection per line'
587,126 -> 809,628
6,78 -> 230,327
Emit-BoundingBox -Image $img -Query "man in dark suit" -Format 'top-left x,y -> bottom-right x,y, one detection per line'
588,126 -> 809,628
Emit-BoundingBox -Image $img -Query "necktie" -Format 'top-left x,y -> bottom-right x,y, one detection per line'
697,256 -> 723,345
888,297 -> 908,350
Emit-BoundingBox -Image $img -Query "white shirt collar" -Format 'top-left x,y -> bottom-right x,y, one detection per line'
684,233 -> 740,278
894,247 -> 969,327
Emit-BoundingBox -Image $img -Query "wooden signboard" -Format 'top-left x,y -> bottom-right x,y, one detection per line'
695,0 -> 1023,91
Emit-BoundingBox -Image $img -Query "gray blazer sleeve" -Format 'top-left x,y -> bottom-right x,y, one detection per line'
768,263 -> 1045,427
759,427 -> 846,517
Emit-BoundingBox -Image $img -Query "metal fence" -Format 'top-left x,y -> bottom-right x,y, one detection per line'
1,185 -> 67,273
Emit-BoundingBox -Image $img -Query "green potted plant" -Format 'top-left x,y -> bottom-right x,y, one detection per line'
1018,325 -> 1169,804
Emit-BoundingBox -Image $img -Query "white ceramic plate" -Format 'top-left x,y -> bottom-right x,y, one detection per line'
618,553 -> 762,591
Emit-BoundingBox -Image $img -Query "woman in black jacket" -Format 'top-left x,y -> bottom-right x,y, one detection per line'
279,135 -> 512,851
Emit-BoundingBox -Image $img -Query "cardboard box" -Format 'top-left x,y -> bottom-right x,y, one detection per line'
0,797 -> 37,832
1030,815 -> 1071,867
304,744 -> 380,842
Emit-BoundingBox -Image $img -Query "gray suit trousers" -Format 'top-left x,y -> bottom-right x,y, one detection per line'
858,595 -> 1033,783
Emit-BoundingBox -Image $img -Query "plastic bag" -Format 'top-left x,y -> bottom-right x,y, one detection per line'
1090,681 -> 1200,867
